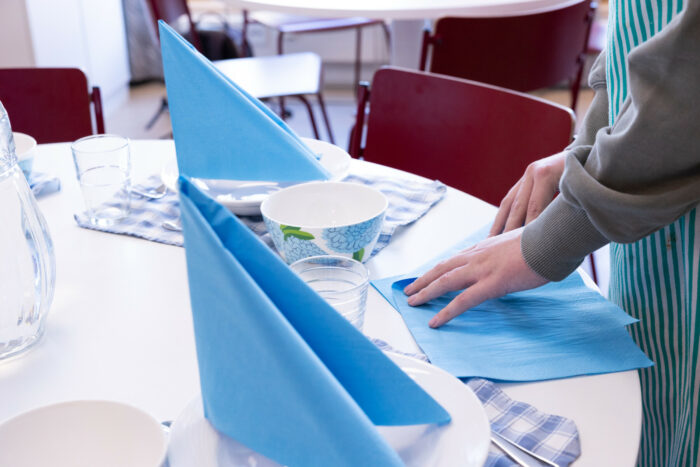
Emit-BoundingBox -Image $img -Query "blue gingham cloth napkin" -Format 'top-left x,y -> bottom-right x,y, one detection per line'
74,173 -> 446,254
29,172 -> 61,198
372,338 -> 581,467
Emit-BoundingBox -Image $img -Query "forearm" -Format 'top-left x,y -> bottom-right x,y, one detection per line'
522,0 -> 700,281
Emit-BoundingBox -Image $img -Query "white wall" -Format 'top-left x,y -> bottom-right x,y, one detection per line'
22,0 -> 131,116
0,0 -> 35,67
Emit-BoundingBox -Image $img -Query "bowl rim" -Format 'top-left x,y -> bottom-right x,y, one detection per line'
260,181 -> 388,229
12,132 -> 37,161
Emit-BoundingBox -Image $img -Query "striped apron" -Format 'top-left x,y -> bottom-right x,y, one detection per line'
605,0 -> 697,465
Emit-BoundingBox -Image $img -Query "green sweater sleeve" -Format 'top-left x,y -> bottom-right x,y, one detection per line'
522,0 -> 700,281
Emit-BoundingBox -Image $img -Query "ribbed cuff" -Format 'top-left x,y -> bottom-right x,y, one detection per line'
521,197 -> 609,281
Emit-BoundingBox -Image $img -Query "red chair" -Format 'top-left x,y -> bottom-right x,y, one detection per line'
0,68 -> 104,144
147,0 -> 335,142
349,67 -> 574,207
419,0 -> 596,112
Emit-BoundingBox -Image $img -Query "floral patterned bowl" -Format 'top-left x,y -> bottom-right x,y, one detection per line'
260,181 -> 387,264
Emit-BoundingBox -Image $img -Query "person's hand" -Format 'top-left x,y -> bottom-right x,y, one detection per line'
403,229 -> 548,328
489,152 -> 567,237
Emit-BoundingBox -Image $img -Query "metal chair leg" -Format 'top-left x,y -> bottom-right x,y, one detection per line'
146,96 -> 169,130
588,252 -> 599,285
297,95 -> 320,140
354,28 -> 362,93
317,92 -> 334,144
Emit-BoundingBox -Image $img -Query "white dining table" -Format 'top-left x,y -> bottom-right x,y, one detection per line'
0,140 -> 640,466
226,0 -> 582,67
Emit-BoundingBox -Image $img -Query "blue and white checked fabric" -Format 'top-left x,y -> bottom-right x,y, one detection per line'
29,172 -> 61,198
74,173 -> 446,255
372,338 -> 581,467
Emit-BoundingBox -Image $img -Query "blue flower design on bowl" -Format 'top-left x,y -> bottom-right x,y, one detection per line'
264,218 -> 326,264
322,214 -> 384,260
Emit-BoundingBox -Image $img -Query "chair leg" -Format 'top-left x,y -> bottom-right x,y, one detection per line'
588,252 -> 599,285
297,95 -> 320,140
146,96 -> 169,130
277,31 -> 288,120
354,28 -> 362,93
317,92 -> 334,144
570,56 -> 585,113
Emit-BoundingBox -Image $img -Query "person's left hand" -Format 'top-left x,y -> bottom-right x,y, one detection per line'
403,228 -> 548,328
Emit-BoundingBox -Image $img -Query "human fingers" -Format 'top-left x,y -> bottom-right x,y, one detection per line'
406,264 -> 475,307
489,182 -> 519,237
524,173 -> 558,225
403,254 -> 470,296
428,281 -> 496,328
503,173 -> 534,232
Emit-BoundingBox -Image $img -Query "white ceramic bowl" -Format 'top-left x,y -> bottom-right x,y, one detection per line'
13,132 -> 37,178
0,400 -> 168,467
261,181 -> 387,264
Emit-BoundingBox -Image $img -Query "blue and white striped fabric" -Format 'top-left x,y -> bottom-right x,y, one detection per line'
371,338 -> 581,467
74,173 -> 446,256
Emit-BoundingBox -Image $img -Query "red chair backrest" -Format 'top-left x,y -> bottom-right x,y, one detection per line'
351,67 -> 574,206
421,0 -> 594,94
0,68 -> 104,144
147,0 -> 203,51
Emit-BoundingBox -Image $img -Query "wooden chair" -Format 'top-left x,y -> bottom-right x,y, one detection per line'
419,0 -> 596,112
0,68 -> 104,144
147,0 -> 334,142
349,67 -> 574,207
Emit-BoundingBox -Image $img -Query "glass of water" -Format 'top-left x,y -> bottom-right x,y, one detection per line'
71,135 -> 131,227
290,255 -> 369,331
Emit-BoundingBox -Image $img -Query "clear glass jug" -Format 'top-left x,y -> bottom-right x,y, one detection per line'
0,101 -> 55,360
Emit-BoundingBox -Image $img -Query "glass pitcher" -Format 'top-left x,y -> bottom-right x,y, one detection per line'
0,101 -> 55,360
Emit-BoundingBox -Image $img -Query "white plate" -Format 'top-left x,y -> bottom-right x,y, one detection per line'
160,138 -> 351,216
167,353 -> 490,467
0,400 -> 168,467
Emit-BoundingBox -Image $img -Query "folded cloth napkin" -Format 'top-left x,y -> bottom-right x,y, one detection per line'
159,21 -> 330,182
371,338 -> 581,467
372,224 -> 653,382
28,172 -> 61,198
178,176 -> 450,466
74,173 -> 445,256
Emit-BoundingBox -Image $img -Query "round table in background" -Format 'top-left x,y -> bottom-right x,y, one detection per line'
226,0 -> 581,67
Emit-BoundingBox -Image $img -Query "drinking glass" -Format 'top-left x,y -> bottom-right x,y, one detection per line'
71,135 -> 131,227
290,255 -> 369,330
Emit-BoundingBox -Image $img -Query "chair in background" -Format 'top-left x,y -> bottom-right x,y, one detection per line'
147,0 -> 334,142
242,11 -> 389,90
0,68 -> 104,144
349,67 -> 574,208
419,0 -> 596,112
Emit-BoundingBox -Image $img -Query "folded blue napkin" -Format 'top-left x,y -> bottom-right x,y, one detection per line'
159,21 -> 329,182
178,176 -> 450,466
372,224 -> 653,382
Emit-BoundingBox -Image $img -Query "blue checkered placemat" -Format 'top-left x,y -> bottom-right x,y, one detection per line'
74,173 -> 446,255
372,338 -> 581,467
29,172 -> 61,198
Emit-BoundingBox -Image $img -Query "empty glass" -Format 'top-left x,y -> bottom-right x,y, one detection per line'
71,135 -> 131,227
290,255 -> 369,330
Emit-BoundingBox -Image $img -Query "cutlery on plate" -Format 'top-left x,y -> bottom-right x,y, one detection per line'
491,431 -> 559,467
132,183 -> 168,200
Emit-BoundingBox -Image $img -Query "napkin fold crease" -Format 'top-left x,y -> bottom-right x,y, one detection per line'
179,176 -> 450,467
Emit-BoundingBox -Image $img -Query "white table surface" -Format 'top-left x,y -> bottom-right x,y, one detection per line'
228,0 -> 583,19
0,140 -> 641,466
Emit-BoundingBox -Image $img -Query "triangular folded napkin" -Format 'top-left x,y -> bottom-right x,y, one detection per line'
159,21 -> 330,182
178,176 -> 450,466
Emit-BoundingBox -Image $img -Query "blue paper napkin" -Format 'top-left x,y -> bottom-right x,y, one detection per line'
372,225 -> 653,382
178,176 -> 450,467
159,21 -> 330,182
